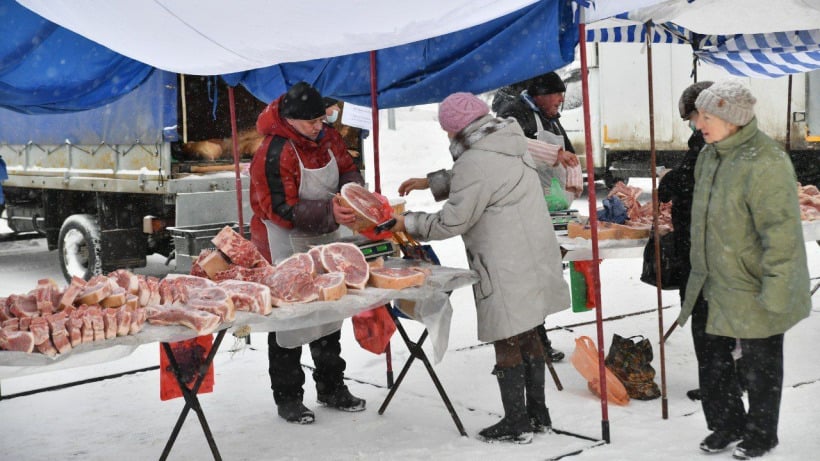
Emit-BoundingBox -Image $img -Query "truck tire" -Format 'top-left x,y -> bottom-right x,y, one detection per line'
58,214 -> 102,282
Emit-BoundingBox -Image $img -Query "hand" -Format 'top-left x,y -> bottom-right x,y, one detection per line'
331,194 -> 357,226
556,149 -> 579,168
390,214 -> 407,233
398,177 -> 429,196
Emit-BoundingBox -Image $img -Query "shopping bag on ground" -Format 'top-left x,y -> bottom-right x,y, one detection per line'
570,335 -> 629,406
605,334 -> 661,400
352,305 -> 396,354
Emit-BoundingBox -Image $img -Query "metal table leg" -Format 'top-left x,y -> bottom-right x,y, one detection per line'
377,311 -> 467,436
159,329 -> 227,461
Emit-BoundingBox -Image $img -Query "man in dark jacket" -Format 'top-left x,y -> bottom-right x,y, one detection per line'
493,71 -> 574,362
250,81 -> 366,424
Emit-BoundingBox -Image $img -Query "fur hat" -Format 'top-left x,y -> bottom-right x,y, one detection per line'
695,80 -> 756,126
527,72 -> 566,96
678,81 -> 713,120
279,81 -> 326,120
438,92 -> 490,134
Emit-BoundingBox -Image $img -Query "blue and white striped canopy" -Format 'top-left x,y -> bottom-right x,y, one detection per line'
584,14 -> 820,79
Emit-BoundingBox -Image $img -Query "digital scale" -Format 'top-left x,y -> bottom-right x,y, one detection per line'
338,234 -> 399,261
551,209 -> 581,231
357,239 -> 399,261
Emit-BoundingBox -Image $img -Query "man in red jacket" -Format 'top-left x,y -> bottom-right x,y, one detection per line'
250,81 -> 366,424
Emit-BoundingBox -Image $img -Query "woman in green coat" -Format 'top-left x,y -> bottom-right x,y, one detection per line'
677,80 -> 811,460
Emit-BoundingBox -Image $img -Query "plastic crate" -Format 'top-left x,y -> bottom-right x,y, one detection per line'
167,221 -> 239,273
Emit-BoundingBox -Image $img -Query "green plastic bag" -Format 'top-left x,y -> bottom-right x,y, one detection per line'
545,177 -> 570,212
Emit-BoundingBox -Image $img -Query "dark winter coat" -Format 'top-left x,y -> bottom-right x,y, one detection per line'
678,118 -> 810,338
405,115 -> 570,342
657,130 -> 704,293
249,95 -> 363,253
492,90 -> 575,152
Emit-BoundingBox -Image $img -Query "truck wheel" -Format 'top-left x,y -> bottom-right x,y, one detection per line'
58,214 -> 102,282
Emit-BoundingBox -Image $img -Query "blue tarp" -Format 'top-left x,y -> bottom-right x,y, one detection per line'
0,0 -> 154,115
226,0 -> 578,107
0,0 -> 577,114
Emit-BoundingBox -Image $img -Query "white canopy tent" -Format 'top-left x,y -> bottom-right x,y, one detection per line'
16,0 -> 542,75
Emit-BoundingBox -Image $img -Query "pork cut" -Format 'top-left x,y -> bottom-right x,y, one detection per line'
339,183 -> 386,231
158,274 -> 216,304
212,264 -> 277,283
59,276 -> 87,310
46,311 -> 72,354
218,279 -> 273,315
100,287 -> 127,309
108,269 -> 139,295
319,243 -> 369,290
314,272 -> 347,301
194,249 -> 231,279
0,328 -> 35,353
368,267 -> 427,290
276,252 -> 315,275
211,225 -> 268,268
262,270 -> 319,306
145,305 -> 221,335
77,278 -> 113,306
28,317 -> 58,357
308,246 -> 326,274
8,294 -> 38,318
181,286 -> 236,322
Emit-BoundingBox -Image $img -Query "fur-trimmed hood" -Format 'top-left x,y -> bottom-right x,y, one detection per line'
448,115 -> 528,162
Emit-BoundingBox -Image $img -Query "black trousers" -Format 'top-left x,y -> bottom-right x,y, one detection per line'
268,330 -> 347,405
693,300 -> 783,448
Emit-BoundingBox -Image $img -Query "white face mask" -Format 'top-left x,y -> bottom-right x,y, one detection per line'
326,109 -> 339,124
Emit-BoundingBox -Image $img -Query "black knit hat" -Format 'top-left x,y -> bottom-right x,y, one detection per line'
527,72 -> 566,96
678,81 -> 714,119
279,81 -> 326,120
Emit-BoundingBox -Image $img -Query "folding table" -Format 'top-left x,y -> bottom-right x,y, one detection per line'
159,329 -> 228,461
377,304 -> 467,436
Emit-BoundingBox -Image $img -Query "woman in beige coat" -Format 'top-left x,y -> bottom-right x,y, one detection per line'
392,92 -> 570,444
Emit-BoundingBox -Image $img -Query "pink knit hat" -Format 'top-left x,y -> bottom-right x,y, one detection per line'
438,92 -> 489,134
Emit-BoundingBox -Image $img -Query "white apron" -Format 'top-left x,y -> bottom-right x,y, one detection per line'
263,143 -> 344,347
534,115 -> 568,200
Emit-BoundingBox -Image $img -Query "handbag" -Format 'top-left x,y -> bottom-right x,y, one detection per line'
640,230 -> 683,290
604,334 -> 661,400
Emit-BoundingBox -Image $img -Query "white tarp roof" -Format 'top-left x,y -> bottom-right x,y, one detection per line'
614,0 -> 820,35
16,0 -> 540,75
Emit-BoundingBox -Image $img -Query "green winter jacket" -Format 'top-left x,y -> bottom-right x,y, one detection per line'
678,118 -> 810,338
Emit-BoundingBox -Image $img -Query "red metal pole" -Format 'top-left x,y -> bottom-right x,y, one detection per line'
369,50 -> 381,194
227,86 -> 245,238
644,22 -> 669,419
579,22 -> 610,444
369,50 -> 392,387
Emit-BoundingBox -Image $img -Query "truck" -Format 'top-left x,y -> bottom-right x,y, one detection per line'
0,71 -> 266,282
557,42 -> 820,187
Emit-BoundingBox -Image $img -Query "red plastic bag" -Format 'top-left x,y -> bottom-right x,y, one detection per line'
569,335 -> 629,406
352,305 -> 396,354
160,335 -> 215,401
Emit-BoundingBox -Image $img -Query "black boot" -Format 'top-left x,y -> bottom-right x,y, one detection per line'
478,364 -> 534,444
537,325 -> 564,362
524,355 -> 551,433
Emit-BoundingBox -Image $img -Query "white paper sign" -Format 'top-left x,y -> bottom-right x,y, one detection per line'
341,102 -> 373,131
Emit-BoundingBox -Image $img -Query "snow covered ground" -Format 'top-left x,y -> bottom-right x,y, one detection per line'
0,104 -> 818,461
